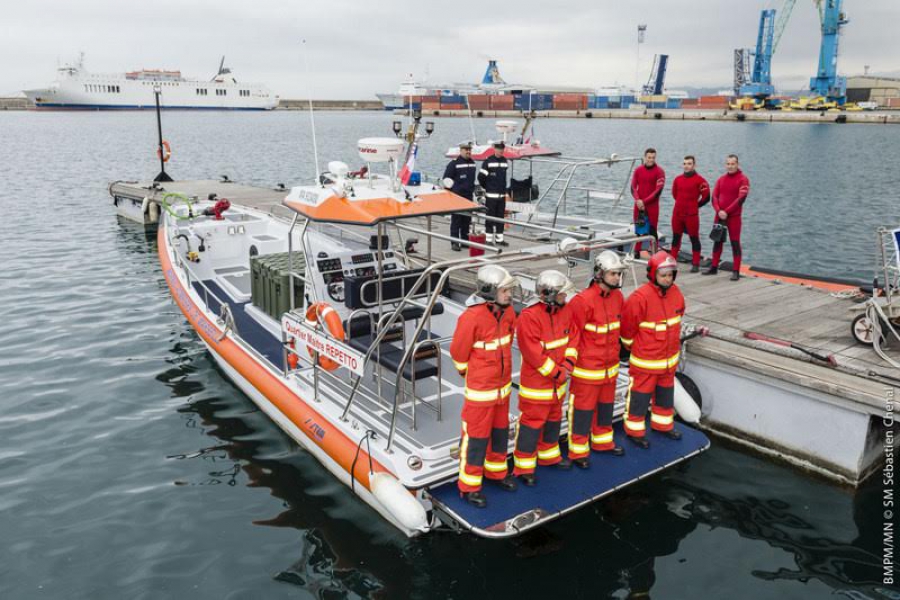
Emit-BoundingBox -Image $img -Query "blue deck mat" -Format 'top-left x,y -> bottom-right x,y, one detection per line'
428,422 -> 709,531
192,280 -> 285,369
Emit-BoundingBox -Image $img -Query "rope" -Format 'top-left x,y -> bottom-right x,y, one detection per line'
867,301 -> 900,369
349,430 -> 375,496
159,192 -> 194,220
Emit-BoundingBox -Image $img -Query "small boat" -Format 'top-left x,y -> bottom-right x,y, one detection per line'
156,128 -> 709,537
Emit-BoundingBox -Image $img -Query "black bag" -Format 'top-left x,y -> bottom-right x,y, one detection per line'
709,223 -> 728,243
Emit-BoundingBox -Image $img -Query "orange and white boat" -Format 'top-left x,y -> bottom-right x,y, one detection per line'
157,134 -> 709,537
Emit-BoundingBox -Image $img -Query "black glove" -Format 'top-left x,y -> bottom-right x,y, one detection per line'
619,345 -> 631,363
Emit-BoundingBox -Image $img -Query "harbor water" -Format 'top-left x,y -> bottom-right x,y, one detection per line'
0,111 -> 895,599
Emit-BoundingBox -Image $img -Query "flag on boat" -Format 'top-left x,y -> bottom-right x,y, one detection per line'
399,143 -> 417,185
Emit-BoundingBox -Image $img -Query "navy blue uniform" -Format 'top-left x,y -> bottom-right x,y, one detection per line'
443,156 -> 477,244
478,156 -> 510,242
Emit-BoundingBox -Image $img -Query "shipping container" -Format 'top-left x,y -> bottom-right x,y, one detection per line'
490,95 -> 515,110
439,103 -> 466,110
421,95 -> 440,103
422,102 -> 441,111
666,99 -> 682,109
440,94 -> 466,105
466,94 -> 491,109
681,99 -> 700,108
591,96 -> 609,109
513,93 -> 553,111
553,93 -> 588,109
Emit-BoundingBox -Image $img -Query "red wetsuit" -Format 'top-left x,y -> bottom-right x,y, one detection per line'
670,172 -> 710,267
711,170 -> 751,272
631,164 -> 666,256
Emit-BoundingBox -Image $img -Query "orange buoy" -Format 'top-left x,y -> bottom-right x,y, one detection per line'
304,302 -> 345,371
157,140 -> 172,163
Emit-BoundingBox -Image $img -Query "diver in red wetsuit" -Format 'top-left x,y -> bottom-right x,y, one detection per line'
703,154 -> 751,281
631,148 -> 666,258
670,155 -> 710,272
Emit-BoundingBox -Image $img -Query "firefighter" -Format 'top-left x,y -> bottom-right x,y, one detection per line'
669,155 -> 710,272
478,141 -> 511,247
703,154 -> 751,281
513,270 -> 577,485
566,251 -> 628,465
630,148 -> 666,258
620,251 -> 685,448
442,141 -> 477,251
450,265 -> 519,507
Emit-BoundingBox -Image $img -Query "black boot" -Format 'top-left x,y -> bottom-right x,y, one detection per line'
660,429 -> 682,441
554,457 -> 572,470
573,457 -> 590,469
702,266 -> 718,276
690,264 -> 700,273
451,242 -> 462,252
462,491 -> 487,508
495,474 -> 518,491
497,239 -> 509,247
628,436 -> 650,450
730,271 -> 740,281
609,445 -> 625,456
518,473 -> 537,487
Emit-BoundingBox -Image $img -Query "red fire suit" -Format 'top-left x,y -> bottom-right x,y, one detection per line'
670,172 -> 710,267
450,302 -> 517,493
512,302 -> 576,474
620,281 -> 685,437
566,282 -> 624,457
631,164 -> 666,256
711,170 -> 751,272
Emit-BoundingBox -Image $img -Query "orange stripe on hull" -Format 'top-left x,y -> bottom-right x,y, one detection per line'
740,265 -> 859,293
157,227 -> 389,491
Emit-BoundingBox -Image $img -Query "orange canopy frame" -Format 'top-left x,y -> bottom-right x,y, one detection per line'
283,189 -> 482,226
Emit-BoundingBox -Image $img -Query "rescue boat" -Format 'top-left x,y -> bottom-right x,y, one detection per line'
156,132 -> 709,538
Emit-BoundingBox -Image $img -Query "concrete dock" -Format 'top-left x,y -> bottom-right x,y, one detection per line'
109,179 -> 899,486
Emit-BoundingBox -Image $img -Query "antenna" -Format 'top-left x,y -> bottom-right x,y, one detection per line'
465,95 -> 477,145
301,39 -> 321,185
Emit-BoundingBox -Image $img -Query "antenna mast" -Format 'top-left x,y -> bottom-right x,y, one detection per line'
301,40 -> 321,185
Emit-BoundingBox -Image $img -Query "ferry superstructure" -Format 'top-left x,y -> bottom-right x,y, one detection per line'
23,55 -> 278,110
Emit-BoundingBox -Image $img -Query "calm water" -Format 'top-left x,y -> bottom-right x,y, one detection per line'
0,111 -> 895,599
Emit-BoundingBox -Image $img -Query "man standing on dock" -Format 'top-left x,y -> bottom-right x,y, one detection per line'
478,141 -> 511,247
450,265 -> 519,507
703,154 -> 750,281
620,251 -> 685,448
513,270 -> 578,485
566,251 -> 628,464
631,148 -> 666,258
669,156 -> 710,272
443,142 -> 477,251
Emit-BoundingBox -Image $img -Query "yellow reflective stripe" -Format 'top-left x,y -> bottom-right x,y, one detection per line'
592,431 -> 614,444
564,347 -> 578,360
569,441 -> 589,454
453,360 -> 468,372
537,357 -> 556,376
464,382 -> 513,402
472,334 -> 512,351
518,384 -> 567,401
459,424 -> 483,487
638,317 -> 681,331
651,413 -> 675,426
625,419 -> 646,432
514,456 -> 537,469
584,321 -> 621,333
572,364 -> 620,380
629,352 -> 680,370
484,460 -> 508,472
621,337 -> 633,347
667,316 -> 682,325
458,470 -> 483,486
541,336 -> 569,350
537,446 -> 561,460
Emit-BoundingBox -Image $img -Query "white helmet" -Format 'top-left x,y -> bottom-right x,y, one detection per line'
536,270 -> 574,306
594,250 -> 626,288
476,265 -> 518,303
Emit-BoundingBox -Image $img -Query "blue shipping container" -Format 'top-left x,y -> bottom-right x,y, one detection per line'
592,97 -> 609,109
666,99 -> 682,109
608,101 -> 621,109
514,94 -> 553,111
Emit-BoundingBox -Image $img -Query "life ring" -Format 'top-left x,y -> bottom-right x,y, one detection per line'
157,140 -> 172,163
305,302 -> 345,371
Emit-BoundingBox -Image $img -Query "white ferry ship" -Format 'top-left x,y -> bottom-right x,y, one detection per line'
23,55 -> 278,111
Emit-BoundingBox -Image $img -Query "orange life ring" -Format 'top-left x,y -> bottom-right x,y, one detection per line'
305,302 -> 345,371
157,140 -> 172,163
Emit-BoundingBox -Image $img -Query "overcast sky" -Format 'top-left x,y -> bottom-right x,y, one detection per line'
2,0 -> 897,98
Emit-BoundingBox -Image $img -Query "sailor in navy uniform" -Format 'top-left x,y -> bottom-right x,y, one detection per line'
478,141 -> 511,247
442,141 -> 477,251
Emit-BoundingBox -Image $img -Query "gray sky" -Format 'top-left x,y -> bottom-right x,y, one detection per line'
2,0 -> 897,98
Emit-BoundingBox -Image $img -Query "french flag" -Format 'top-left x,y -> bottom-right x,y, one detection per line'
399,143 -> 417,185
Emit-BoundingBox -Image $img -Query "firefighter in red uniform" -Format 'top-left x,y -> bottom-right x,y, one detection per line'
450,265 -> 519,507
631,148 -> 666,258
669,155 -> 710,273
620,251 -> 685,448
566,251 -> 628,466
512,270 -> 577,485
703,154 -> 751,281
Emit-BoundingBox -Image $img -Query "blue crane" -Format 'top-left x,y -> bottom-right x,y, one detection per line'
737,0 -> 798,101
809,0 -> 849,104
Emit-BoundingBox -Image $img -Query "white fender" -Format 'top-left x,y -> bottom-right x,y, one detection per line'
673,379 -> 701,424
370,472 -> 429,533
148,200 -> 160,223
141,196 -> 150,215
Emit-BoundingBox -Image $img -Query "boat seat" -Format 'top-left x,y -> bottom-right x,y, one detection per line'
347,330 -> 440,381
343,267 -> 442,311
344,302 -> 444,339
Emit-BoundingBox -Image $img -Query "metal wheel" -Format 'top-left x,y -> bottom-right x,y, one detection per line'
851,313 -> 881,346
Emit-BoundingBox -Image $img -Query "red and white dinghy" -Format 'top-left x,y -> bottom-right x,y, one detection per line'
445,119 -> 560,160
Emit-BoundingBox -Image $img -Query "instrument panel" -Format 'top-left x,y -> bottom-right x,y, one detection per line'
315,250 -> 399,303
